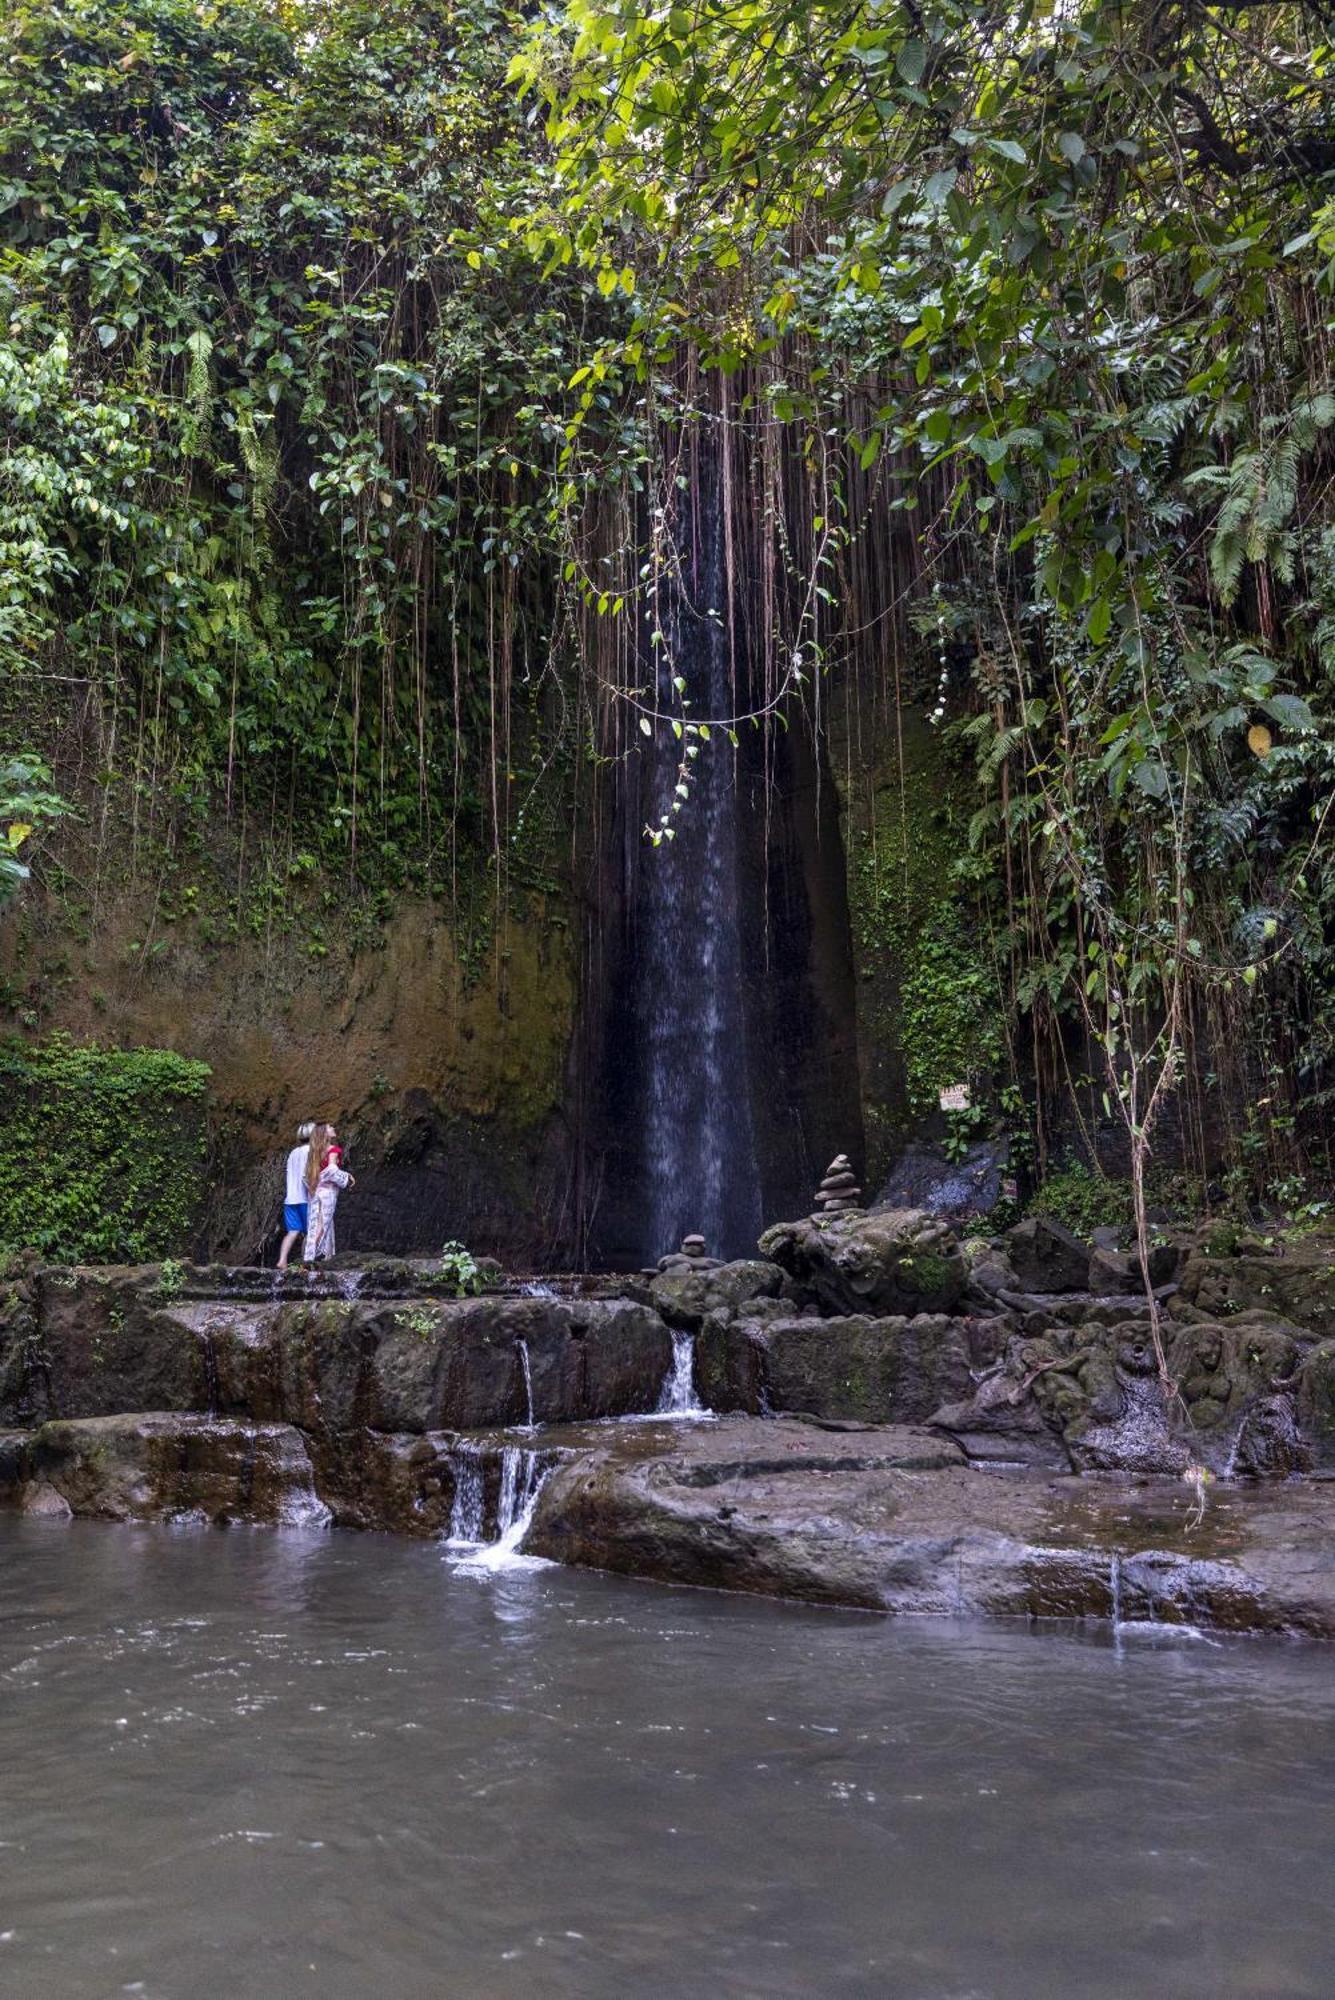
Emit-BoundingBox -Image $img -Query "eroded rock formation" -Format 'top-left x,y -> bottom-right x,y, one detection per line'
9,1212 -> 1335,1639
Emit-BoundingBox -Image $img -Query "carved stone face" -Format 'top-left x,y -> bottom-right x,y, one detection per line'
1191,1329 -> 1224,1373
1116,1330 -> 1157,1376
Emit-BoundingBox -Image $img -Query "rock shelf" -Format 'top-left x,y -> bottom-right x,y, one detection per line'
6,1209 -> 1335,1638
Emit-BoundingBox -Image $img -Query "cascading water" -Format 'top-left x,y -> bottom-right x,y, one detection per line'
634,430 -> 763,1264
449,1446 -> 553,1574
656,1329 -> 706,1417
516,1338 -> 536,1432
446,1444 -> 485,1545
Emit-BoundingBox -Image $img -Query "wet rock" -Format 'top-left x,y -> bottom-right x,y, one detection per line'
525,1415 -> 1335,1635
736,1313 -> 1004,1426
930,1321 -> 1180,1474
1167,1315 -> 1303,1451
1175,1237 -> 1335,1339
1005,1217 -> 1091,1294
758,1208 -> 966,1319
0,1414 -> 330,1527
1230,1396 -> 1311,1479
695,1314 -> 772,1413
9,1282 -> 678,1439
930,1367 -> 1072,1470
875,1139 -> 1009,1219
1,1267 -> 204,1425
1088,1240 -> 1183,1295
1296,1339 -> 1335,1470
933,1313 -> 1310,1478
361,1297 -> 672,1432
648,1258 -> 784,1333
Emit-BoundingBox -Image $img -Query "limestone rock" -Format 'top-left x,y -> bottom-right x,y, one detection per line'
737,1312 -> 1005,1426
759,1207 -> 966,1318
1088,1239 -> 1183,1295
1,1413 -> 331,1527
1004,1216 -> 1091,1294
648,1257 -> 784,1334
1296,1339 -> 1335,1469
875,1139 -> 1009,1219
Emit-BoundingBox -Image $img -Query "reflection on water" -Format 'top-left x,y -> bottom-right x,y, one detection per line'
2,1517 -> 1334,1998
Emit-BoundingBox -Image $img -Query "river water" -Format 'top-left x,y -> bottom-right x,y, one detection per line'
2,1520 -> 1334,1999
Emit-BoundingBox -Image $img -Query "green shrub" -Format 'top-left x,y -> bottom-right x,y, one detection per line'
438,1240 -> 483,1297
1028,1162 -> 1134,1238
0,1037 -> 211,1263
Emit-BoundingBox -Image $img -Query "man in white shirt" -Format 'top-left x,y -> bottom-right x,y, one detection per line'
277,1121 -> 316,1270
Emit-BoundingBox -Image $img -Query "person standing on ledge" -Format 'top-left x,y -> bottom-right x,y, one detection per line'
303,1121 -> 355,1264
277,1120 -> 316,1270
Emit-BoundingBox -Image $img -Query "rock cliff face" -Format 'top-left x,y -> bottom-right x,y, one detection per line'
2,889 -> 579,1265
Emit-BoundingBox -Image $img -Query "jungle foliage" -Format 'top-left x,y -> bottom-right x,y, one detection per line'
6,0 -> 1335,1204
0,0 -> 607,922
0,1036 -> 209,1260
514,0 -> 1335,1193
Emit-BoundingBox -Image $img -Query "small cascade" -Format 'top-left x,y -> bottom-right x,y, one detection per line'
1109,1554 -> 1123,1635
336,1268 -> 365,1302
657,1329 -> 706,1417
518,1279 -> 558,1300
198,1331 -> 221,1419
449,1446 -> 553,1574
446,1445 -> 485,1546
516,1338 -> 536,1432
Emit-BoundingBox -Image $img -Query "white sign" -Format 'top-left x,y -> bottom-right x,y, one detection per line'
939,1083 -> 971,1112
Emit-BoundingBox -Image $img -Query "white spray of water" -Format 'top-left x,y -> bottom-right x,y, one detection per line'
657,1329 -> 707,1417
447,1447 -> 553,1574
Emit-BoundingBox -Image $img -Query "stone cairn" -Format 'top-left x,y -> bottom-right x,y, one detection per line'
641,1233 -> 725,1279
813,1154 -> 862,1216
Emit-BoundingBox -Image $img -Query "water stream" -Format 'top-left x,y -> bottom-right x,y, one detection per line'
516,1338 -> 536,1431
634,434 -> 763,1263
444,1444 -> 552,1572
450,1446 -> 553,1575
656,1328 -> 706,1416
3,1519 -> 1334,1998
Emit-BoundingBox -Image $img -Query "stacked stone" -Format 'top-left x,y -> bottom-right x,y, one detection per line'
814,1154 -> 862,1215
641,1234 -> 725,1278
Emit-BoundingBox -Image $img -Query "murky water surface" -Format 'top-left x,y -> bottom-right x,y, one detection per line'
2,1520 -> 1334,1999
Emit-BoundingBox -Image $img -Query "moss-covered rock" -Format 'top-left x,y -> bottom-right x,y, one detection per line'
745,1311 -> 1002,1425
759,1207 -> 966,1317
648,1258 -> 785,1332
0,1039 -> 209,1264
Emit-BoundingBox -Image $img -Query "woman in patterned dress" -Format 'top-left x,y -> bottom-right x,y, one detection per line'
302,1122 -> 355,1263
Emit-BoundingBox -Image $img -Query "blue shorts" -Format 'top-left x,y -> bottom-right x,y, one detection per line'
284,1202 -> 308,1233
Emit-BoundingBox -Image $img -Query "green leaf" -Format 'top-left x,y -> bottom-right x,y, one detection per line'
896,38 -> 926,85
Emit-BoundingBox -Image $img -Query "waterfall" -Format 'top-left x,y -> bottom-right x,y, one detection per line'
446,1444 -> 485,1546
198,1330 -> 221,1419
657,1329 -> 706,1417
516,1338 -> 536,1432
634,429 -> 762,1263
444,1444 -> 553,1570
1109,1554 -> 1123,1634
449,1446 -> 553,1573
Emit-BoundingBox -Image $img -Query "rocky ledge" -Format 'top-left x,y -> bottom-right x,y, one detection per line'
527,1416 -> 1335,1638
7,1205 -> 1335,1640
